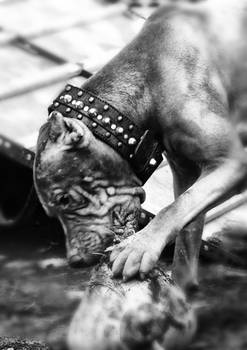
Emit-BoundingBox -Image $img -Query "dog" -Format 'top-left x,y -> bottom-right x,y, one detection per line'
34,0 -> 247,293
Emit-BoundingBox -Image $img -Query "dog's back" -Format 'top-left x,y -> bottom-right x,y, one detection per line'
147,0 -> 247,89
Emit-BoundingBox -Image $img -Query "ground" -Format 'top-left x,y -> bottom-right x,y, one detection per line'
0,220 -> 246,350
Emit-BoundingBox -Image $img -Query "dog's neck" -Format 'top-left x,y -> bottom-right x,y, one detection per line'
81,61 -> 152,131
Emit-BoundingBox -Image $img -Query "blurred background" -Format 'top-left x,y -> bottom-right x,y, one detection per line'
0,0 -> 174,225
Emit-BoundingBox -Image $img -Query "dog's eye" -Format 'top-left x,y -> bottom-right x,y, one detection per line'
56,194 -> 70,207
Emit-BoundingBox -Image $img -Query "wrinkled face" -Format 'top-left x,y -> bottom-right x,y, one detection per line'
34,112 -> 145,267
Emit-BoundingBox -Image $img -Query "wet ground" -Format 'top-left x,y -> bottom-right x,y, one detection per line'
0,221 -> 247,350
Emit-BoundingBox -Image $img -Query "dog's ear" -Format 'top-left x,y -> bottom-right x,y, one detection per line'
48,111 -> 92,148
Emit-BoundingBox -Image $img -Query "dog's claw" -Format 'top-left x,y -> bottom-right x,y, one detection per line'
105,246 -> 114,253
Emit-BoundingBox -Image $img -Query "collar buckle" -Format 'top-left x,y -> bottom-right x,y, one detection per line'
132,130 -> 163,183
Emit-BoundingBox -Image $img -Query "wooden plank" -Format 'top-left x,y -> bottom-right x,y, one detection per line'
0,62 -> 84,101
0,78 -> 86,141
0,3 -> 127,46
32,14 -> 143,67
0,0 -> 125,35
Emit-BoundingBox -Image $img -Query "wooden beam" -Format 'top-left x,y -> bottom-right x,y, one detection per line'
206,191 -> 247,223
0,62 -> 84,101
0,4 -> 126,46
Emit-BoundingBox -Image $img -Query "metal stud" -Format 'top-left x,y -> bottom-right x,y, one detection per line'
92,122 -> 97,128
64,94 -> 73,103
77,114 -> 83,120
140,212 -> 146,219
123,134 -> 129,140
103,104 -> 109,111
118,142 -> 122,147
66,107 -> 72,113
111,124 -> 116,130
84,106 -> 89,112
72,100 -> 84,110
129,124 -> 134,131
65,85 -> 71,91
149,158 -> 157,166
54,102 -> 59,107
77,91 -> 83,97
97,114 -> 103,120
117,116 -> 123,122
89,108 -> 98,117
128,137 -> 137,145
103,117 -> 111,124
106,132 -> 111,138
89,97 -> 95,103
26,153 -> 32,161
116,127 -> 124,134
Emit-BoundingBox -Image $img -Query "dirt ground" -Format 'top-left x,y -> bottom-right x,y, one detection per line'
0,220 -> 247,350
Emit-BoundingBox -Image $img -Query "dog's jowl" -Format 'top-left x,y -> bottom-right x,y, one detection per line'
34,0 -> 247,292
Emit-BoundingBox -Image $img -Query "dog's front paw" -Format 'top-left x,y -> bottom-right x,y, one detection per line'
109,231 -> 161,281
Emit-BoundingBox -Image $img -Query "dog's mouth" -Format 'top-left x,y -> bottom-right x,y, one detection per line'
63,226 -> 114,267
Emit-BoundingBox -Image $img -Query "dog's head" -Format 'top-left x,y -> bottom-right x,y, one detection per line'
34,112 -> 145,266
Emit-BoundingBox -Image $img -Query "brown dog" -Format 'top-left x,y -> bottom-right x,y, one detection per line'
34,0 -> 247,293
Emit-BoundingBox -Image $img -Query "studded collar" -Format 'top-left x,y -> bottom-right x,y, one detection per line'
48,84 -> 163,184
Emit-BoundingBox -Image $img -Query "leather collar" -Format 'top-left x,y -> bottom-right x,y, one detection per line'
48,84 -> 163,184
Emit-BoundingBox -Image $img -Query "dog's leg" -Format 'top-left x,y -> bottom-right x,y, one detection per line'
172,215 -> 204,295
110,110 -> 247,281
170,163 -> 205,295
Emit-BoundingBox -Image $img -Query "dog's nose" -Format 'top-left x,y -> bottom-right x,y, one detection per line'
69,255 -> 86,268
69,254 -> 97,268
